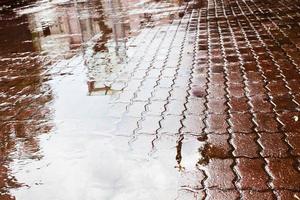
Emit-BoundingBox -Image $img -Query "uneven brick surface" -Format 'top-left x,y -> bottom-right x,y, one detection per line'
1,0 -> 300,199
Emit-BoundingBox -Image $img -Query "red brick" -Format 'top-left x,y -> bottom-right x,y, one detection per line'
228,97 -> 250,113
228,83 -> 245,98
205,114 -> 229,134
277,191 -> 300,200
206,189 -> 239,200
207,98 -> 227,114
249,95 -> 273,113
278,112 -> 300,132
236,158 -> 269,190
286,132 -> 300,156
267,158 -> 300,190
241,191 -> 274,200
254,113 -> 279,133
229,113 -> 254,133
205,158 -> 236,189
258,133 -> 289,157
233,133 -> 259,157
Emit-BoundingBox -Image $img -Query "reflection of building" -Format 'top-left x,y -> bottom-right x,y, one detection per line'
26,1 -> 102,59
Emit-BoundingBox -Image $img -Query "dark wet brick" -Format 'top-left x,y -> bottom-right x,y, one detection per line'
278,112 -> 300,132
227,83 -> 245,98
205,114 -> 229,134
227,72 -> 243,84
258,133 -> 289,158
249,95 -> 273,113
245,71 -> 264,82
204,134 -> 231,159
246,82 -> 266,96
276,191 -> 300,200
266,80 -> 289,96
228,97 -> 249,113
267,158 -> 300,190
272,95 -> 298,111
205,158 -> 235,189
232,133 -> 259,158
286,132 -> 300,156
236,158 -> 269,190
254,113 -> 279,133
229,113 -> 254,133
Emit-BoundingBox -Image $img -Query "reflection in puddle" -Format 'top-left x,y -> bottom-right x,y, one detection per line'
0,0 -> 203,199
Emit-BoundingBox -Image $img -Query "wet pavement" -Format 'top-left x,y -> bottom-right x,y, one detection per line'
0,0 -> 300,199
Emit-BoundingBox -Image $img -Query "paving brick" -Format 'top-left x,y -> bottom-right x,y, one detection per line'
229,113 -> 254,133
146,100 -> 165,116
267,158 -> 300,190
286,132 -> 300,156
232,133 -> 259,158
159,115 -> 182,134
272,95 -> 298,111
205,158 -> 236,189
228,97 -> 249,113
236,158 -> 269,190
207,98 -> 227,114
276,191 -> 300,200
205,114 -> 229,134
241,191 -> 274,200
258,132 -> 289,158
182,115 -> 204,134
278,112 -> 300,132
204,134 -> 231,159
206,189 -> 239,200
185,98 -> 206,115
227,83 -> 245,98
254,113 -> 280,133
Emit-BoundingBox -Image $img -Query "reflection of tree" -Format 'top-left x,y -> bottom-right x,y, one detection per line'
0,11 -> 54,199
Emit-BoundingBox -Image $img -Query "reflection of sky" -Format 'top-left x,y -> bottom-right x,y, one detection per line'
9,53 -> 201,199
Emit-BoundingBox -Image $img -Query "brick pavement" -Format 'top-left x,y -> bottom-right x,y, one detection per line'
1,0 -> 300,199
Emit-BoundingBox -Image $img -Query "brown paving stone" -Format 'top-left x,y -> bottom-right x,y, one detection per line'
254,113 -> 280,133
276,191 -> 300,200
207,84 -> 226,99
241,191 -> 274,200
228,97 -> 249,113
272,95 -> 298,111
286,132 -> 300,156
267,158 -> 300,190
204,134 -> 231,159
278,112 -> 300,132
227,72 -> 243,83
228,83 -> 245,98
205,114 -> 229,134
249,95 -> 273,113
258,132 -> 289,158
206,189 -> 239,200
236,158 -> 269,190
229,113 -> 254,133
246,82 -> 267,96
207,98 -> 227,114
205,158 -> 235,189
232,133 -> 259,158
